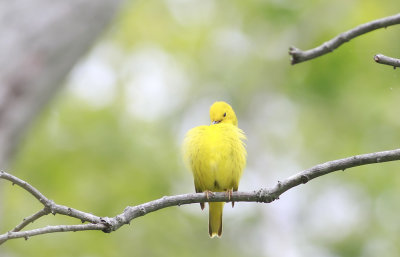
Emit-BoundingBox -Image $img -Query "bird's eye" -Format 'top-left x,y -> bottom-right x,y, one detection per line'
223,112 -> 226,117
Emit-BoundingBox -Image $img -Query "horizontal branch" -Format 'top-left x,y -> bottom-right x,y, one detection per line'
1,148 -> 400,243
109,148 -> 400,231
289,13 -> 400,64
0,224 -> 106,243
374,54 -> 400,68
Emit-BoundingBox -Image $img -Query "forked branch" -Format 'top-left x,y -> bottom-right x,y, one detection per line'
1,148 -> 400,244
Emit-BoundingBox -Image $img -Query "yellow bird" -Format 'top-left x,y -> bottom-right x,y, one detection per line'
183,101 -> 247,238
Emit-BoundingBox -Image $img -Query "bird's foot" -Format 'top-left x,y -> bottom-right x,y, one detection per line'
200,190 -> 214,210
204,190 -> 214,199
225,189 -> 235,208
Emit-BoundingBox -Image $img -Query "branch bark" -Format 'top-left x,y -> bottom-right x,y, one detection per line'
289,13 -> 400,65
374,54 -> 400,68
1,148 -> 400,244
11,208 -> 50,232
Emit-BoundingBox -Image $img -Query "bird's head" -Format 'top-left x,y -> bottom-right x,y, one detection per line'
209,101 -> 238,126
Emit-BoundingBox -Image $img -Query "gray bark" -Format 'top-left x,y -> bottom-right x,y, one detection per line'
289,13 -> 400,64
1,148 -> 400,243
0,0 -> 123,168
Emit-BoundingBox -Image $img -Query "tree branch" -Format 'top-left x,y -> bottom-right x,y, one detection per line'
374,54 -> 400,68
289,13 -> 400,65
0,171 -> 101,224
11,208 -> 50,232
1,224 -> 106,242
1,148 -> 400,244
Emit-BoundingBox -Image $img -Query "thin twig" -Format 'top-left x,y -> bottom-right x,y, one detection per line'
374,54 -> 400,69
289,13 -> 400,64
0,224 -> 106,244
11,208 -> 50,232
1,148 -> 400,243
0,171 -> 49,206
0,171 -> 102,224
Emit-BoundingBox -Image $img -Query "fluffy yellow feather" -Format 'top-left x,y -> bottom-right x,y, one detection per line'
183,101 -> 247,238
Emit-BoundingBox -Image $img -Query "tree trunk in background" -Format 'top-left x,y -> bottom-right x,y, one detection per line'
0,0 -> 123,168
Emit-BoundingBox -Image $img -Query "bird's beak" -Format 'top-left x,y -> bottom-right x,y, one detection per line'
212,120 -> 221,124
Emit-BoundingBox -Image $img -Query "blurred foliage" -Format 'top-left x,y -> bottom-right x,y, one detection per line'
2,0 -> 400,256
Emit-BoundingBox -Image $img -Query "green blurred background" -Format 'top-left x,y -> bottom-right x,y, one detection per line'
2,0 -> 400,256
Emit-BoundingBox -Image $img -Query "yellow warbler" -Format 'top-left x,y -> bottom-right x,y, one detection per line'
183,101 -> 247,238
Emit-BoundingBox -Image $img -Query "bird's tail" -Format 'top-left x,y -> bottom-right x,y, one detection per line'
208,202 -> 224,238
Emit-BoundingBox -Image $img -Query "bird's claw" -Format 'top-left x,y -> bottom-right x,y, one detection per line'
225,189 -> 235,207
204,190 -> 214,199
